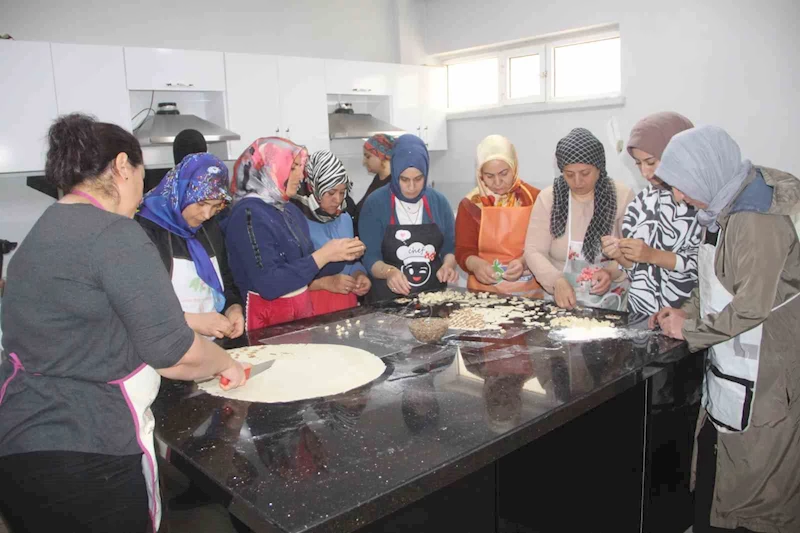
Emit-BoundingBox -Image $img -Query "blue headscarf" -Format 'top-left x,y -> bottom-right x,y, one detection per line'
390,134 -> 430,203
138,153 -> 232,312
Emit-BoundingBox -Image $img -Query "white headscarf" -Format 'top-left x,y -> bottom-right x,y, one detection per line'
656,125 -> 753,227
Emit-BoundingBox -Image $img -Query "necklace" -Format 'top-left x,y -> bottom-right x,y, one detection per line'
397,199 -> 422,223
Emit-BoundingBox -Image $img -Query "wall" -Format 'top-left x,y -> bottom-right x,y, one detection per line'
424,0 -> 800,194
4,0 -> 400,63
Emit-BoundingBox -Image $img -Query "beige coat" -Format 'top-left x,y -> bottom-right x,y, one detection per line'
681,167 -> 800,533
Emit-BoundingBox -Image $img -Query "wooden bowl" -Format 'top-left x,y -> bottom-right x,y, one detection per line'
408,317 -> 450,343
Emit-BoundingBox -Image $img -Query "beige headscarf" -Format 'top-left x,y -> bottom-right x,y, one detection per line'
465,135 -> 532,209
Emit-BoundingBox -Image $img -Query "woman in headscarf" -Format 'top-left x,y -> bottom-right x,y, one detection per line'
649,125 -> 800,533
358,134 -> 457,302
353,134 -> 395,235
293,150 -> 371,316
224,138 -> 366,331
601,112 -> 702,316
137,153 -> 245,339
524,128 -> 634,310
456,135 -> 541,296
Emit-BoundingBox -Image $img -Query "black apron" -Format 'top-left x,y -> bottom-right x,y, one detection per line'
369,193 -> 445,303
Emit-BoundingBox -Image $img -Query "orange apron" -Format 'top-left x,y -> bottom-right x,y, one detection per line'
467,188 -> 541,296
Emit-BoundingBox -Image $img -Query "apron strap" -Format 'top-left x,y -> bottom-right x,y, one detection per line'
389,193 -> 434,225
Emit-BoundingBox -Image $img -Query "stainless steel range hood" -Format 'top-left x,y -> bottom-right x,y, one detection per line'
134,102 -> 240,146
328,103 -> 406,140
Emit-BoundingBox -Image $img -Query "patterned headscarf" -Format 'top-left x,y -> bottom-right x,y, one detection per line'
627,112 -> 694,161
364,134 -> 395,161
138,153 -> 231,312
293,150 -> 351,224
656,126 -> 753,227
232,137 -> 308,208
466,135 -> 533,209
551,128 -> 617,263
390,134 -> 429,203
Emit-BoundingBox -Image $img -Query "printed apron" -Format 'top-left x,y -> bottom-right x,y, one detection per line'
369,193 -> 445,302
467,187 -> 540,296
698,229 -> 800,432
560,195 -> 628,311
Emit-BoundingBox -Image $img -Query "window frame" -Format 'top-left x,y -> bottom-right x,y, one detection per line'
443,29 -> 622,113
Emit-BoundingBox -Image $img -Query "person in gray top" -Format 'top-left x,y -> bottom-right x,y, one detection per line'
0,114 -> 248,533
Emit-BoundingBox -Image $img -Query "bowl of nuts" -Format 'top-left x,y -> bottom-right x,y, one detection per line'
408,317 -> 450,343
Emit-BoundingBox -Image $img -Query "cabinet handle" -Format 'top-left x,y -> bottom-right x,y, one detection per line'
165,82 -> 194,88
285,128 -> 290,136
352,88 -> 373,93
275,127 -> 280,134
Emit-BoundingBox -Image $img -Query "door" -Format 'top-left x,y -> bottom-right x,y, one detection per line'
278,56 -> 330,154
0,40 -> 59,173
225,53 -> 281,158
422,66 -> 448,151
51,43 -> 131,131
391,65 -> 423,141
124,47 -> 226,91
325,59 -> 393,96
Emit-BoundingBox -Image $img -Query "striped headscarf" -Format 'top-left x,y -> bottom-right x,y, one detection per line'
232,137 -> 308,208
551,128 -> 617,263
294,150 -> 351,223
364,134 -> 395,161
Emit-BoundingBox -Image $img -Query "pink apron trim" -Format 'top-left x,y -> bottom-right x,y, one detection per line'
0,352 -> 25,406
108,362 -> 148,385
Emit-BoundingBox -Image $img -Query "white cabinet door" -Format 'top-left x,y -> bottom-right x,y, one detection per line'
0,40 -> 59,173
278,57 -> 329,153
51,43 -> 131,131
325,59 -> 393,96
225,53 -> 281,158
391,65 -> 423,140
421,66 -> 448,151
124,47 -> 225,91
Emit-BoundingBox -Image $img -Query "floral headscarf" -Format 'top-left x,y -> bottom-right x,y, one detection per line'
465,135 -> 533,209
293,150 -> 351,224
138,153 -> 231,311
364,134 -> 395,161
232,137 -> 308,208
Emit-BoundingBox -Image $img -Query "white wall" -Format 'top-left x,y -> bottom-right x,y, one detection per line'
424,0 -> 800,193
3,0 -> 400,63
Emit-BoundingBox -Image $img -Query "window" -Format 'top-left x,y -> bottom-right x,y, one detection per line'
445,30 -> 621,112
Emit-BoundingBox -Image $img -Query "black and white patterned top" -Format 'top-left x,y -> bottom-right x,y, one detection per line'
622,185 -> 702,315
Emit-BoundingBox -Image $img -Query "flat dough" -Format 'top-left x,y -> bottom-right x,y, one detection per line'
199,344 -> 386,403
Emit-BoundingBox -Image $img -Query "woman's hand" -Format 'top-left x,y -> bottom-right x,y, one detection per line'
387,268 -> 411,296
353,271 -> 372,297
329,274 -> 357,295
601,236 -> 623,261
466,256 -> 497,285
659,312 -> 686,340
437,255 -> 459,284
319,238 -> 366,263
590,269 -> 612,295
224,304 -> 245,339
554,277 -> 577,309
649,307 -> 687,331
218,360 -> 249,391
187,312 -> 234,339
619,238 -> 653,264
503,258 -> 525,282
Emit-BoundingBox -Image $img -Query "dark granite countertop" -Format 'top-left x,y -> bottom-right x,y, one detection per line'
153,296 -> 689,533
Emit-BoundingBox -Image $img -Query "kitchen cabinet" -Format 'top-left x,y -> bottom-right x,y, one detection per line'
124,47 -> 225,91
278,56 -> 330,154
421,66 -> 448,151
224,53 -> 281,158
391,65 -> 424,139
51,43 -> 131,131
325,59 -> 393,96
0,40 -> 59,173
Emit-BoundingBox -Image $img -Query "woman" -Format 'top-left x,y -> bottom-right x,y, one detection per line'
524,128 -> 634,310
137,153 -> 245,339
601,112 -> 701,316
358,134 -> 458,302
224,137 -> 365,331
353,134 -> 395,235
650,126 -> 800,533
293,150 -> 371,315
456,135 -> 541,296
0,114 -> 247,533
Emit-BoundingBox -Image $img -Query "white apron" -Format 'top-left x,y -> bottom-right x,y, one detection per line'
560,195 -> 629,311
698,229 -> 800,433
171,256 -> 223,315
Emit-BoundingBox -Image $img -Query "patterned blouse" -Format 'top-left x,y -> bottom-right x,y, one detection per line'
622,185 -> 702,315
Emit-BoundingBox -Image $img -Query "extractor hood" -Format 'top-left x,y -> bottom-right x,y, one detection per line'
134,102 -> 240,146
328,103 -> 406,140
